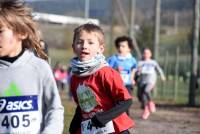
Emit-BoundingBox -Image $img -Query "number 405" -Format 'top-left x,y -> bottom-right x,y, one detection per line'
1,114 -> 30,129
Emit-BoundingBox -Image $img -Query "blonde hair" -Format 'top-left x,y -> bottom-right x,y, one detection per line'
0,0 -> 48,60
73,23 -> 105,46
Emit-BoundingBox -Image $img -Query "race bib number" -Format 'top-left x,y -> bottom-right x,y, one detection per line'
81,119 -> 115,134
120,71 -> 129,84
141,66 -> 154,74
0,95 -> 40,134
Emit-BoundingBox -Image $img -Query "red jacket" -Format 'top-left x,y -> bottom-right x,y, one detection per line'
70,66 -> 134,134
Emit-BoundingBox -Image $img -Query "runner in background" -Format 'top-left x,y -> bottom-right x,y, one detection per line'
69,23 -> 134,134
53,61 -> 63,90
0,0 -> 64,133
40,39 -> 48,55
53,62 -> 68,91
107,35 -> 137,115
135,48 -> 166,120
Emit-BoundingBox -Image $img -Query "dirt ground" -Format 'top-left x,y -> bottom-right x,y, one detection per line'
128,101 -> 200,134
60,91 -> 200,134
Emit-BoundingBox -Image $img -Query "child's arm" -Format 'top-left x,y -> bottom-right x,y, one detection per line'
91,69 -> 133,127
131,69 -> 136,85
91,99 -> 132,127
130,58 -> 137,85
69,106 -> 82,134
107,55 -> 116,68
41,65 -> 64,134
155,61 -> 166,81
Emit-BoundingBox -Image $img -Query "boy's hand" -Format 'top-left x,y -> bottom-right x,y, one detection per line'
132,79 -> 136,86
161,76 -> 166,81
91,114 -> 105,128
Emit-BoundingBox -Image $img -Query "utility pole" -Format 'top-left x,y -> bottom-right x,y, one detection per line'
109,0 -> 115,55
174,12 -> 179,34
189,0 -> 200,106
128,0 -> 135,38
153,0 -> 161,97
85,0 -> 89,18
153,0 -> 161,61
128,0 -> 141,59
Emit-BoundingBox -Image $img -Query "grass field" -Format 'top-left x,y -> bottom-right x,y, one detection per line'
60,92 -> 75,134
48,48 -> 74,67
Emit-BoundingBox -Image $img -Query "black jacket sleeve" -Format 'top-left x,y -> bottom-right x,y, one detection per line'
69,106 -> 82,134
91,99 -> 132,127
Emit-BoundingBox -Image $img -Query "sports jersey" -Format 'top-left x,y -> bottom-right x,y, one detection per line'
107,54 -> 137,86
70,66 -> 134,134
0,50 -> 64,134
137,59 -> 165,85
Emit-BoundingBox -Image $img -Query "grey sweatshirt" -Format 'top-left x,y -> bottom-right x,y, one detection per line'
137,59 -> 165,85
0,50 -> 64,134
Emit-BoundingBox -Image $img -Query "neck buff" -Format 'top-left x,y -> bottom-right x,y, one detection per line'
117,53 -> 132,60
70,54 -> 108,77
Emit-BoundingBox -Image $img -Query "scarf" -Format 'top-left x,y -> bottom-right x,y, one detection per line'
117,53 -> 132,60
70,54 -> 108,77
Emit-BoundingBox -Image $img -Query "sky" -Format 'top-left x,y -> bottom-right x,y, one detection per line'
25,0 -> 54,1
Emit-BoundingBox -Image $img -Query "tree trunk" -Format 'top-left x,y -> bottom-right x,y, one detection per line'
189,0 -> 200,107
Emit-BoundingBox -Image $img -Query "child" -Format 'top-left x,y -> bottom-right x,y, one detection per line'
107,36 -> 137,95
107,36 -> 137,115
135,48 -> 165,120
69,23 -> 134,134
0,0 -> 64,134
53,61 -> 63,90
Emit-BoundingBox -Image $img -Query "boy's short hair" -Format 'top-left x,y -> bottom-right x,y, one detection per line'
115,36 -> 134,50
142,47 -> 151,53
73,23 -> 105,46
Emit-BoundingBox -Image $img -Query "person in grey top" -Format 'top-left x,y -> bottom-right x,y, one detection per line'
0,0 -> 64,133
135,48 -> 165,120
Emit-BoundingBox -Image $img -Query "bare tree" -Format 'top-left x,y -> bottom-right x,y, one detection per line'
129,0 -> 142,59
116,0 -> 141,59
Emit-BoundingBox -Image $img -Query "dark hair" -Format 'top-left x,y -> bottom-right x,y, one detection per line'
115,36 -> 134,50
142,47 -> 151,53
0,0 -> 48,60
73,23 -> 105,46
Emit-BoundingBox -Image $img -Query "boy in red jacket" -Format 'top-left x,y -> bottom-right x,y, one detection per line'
69,23 -> 134,134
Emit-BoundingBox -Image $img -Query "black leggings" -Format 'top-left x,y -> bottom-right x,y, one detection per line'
120,130 -> 130,134
137,83 -> 154,109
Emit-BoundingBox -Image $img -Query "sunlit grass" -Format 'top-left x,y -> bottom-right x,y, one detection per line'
61,98 -> 76,134
60,92 -> 76,134
48,48 -> 74,67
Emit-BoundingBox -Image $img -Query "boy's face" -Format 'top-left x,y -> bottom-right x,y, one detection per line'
143,49 -> 152,60
0,26 -> 23,57
73,31 -> 104,61
117,41 -> 131,56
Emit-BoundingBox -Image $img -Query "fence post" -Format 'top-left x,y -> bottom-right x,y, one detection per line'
174,47 -> 180,100
162,51 -> 169,98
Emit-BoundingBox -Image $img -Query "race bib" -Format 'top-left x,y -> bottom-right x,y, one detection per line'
0,95 -> 40,134
81,119 -> 115,134
141,66 -> 154,74
120,71 -> 130,84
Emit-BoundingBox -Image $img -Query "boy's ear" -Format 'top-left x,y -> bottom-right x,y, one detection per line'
99,44 -> 105,53
18,33 -> 27,40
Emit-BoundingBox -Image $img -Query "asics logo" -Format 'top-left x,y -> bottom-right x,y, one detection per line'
0,99 -> 33,112
0,99 -> 6,112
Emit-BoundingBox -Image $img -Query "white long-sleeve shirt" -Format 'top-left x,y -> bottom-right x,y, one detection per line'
137,59 -> 165,85
0,50 -> 64,134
